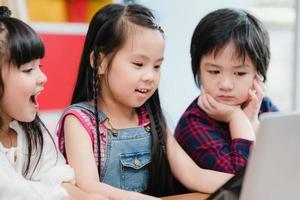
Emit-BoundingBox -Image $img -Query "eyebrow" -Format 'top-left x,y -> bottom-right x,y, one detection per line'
131,54 -> 164,62
204,62 -> 251,68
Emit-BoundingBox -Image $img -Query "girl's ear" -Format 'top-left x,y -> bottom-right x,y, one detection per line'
89,51 -> 107,75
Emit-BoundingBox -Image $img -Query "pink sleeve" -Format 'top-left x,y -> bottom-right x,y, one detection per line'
57,109 -> 95,154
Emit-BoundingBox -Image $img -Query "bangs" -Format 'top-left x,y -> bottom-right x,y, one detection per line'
7,18 -> 44,67
191,8 -> 269,88
208,24 -> 250,64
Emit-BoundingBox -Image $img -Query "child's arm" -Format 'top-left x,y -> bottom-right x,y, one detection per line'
174,91 -> 254,173
62,183 -> 109,200
0,151 -> 107,200
0,151 -> 41,200
28,124 -> 109,200
63,115 -> 160,200
166,132 -> 233,193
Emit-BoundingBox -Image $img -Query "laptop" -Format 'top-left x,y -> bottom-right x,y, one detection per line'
208,111 -> 300,200
240,111 -> 300,200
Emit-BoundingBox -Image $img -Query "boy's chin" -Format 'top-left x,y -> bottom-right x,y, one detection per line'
219,100 -> 242,106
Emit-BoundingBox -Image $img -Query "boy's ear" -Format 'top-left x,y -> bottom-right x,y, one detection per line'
89,51 -> 107,75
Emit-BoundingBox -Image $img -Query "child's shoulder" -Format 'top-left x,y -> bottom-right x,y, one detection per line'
61,102 -> 108,125
179,97 -> 210,122
260,96 -> 279,113
63,102 -> 100,119
66,102 -> 94,112
175,97 -> 219,135
58,102 -> 97,131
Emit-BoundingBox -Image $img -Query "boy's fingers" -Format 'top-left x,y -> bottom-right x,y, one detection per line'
255,74 -> 266,91
206,93 -> 219,110
253,79 -> 264,100
256,74 -> 264,82
249,89 -> 258,103
198,97 -> 204,109
202,92 -> 214,112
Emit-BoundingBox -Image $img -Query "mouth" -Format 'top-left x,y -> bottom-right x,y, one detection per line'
135,88 -> 150,94
216,95 -> 235,102
30,92 -> 41,107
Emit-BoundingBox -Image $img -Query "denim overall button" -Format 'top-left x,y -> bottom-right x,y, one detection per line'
144,125 -> 151,133
134,157 -> 141,167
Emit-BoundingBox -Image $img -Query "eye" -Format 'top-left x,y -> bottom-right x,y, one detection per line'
234,72 -> 247,76
154,65 -> 160,69
22,68 -> 33,73
133,62 -> 143,67
208,70 -> 219,75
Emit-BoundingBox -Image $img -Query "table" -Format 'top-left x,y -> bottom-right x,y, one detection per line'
161,192 -> 209,200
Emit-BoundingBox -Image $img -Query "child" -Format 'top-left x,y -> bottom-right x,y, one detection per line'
0,6 -> 107,200
175,8 -> 278,174
57,3 -> 234,199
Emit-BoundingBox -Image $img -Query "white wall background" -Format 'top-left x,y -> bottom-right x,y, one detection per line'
135,0 -> 295,129
41,0 -> 297,133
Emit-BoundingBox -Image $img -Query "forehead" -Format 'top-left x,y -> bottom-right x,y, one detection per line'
202,42 -> 255,67
213,42 -> 245,59
118,25 -> 165,58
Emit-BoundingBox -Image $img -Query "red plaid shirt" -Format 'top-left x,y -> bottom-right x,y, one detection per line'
175,96 -> 278,174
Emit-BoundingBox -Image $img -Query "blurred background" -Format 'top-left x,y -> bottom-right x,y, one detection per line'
1,0 -> 299,132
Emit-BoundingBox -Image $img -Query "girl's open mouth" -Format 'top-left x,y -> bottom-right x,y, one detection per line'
30,94 -> 39,107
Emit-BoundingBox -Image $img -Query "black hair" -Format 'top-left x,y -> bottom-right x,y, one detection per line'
71,3 -> 177,196
0,6 -> 50,177
190,8 -> 270,88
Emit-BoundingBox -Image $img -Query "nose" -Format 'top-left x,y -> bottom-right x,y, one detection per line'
142,67 -> 155,82
37,68 -> 47,86
218,75 -> 233,91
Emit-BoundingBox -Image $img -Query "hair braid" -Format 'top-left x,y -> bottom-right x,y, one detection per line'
92,47 -> 101,175
152,108 -> 166,153
145,92 -> 174,196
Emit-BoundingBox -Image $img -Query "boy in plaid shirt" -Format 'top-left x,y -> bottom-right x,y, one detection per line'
175,8 -> 278,174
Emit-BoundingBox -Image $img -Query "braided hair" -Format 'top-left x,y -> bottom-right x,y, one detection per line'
71,3 -> 177,196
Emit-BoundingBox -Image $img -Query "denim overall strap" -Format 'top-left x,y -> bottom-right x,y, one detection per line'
57,102 -> 107,171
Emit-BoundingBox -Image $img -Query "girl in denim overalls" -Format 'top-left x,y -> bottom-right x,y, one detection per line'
57,3 -> 233,200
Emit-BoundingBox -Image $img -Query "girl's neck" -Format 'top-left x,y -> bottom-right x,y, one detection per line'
98,99 -> 138,129
0,111 -> 17,148
0,128 -> 17,148
0,125 -> 17,149
0,111 -> 13,131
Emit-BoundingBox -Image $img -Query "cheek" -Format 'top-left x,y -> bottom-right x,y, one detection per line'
243,76 -> 255,89
201,76 -> 215,93
238,79 -> 254,99
107,67 -> 127,85
154,72 -> 160,87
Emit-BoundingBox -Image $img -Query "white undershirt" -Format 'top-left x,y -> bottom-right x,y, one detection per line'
0,121 -> 75,200
0,143 -> 17,167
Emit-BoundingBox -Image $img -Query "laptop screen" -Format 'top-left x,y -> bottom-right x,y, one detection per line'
240,112 -> 300,200
208,112 -> 300,200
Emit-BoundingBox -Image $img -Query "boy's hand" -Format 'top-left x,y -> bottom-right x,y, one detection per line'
242,75 -> 265,133
198,88 -> 255,141
198,89 -> 241,123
